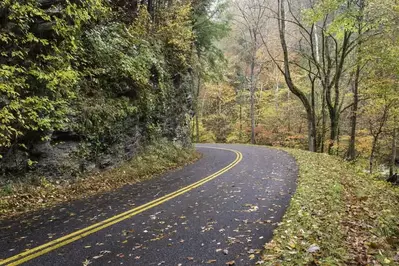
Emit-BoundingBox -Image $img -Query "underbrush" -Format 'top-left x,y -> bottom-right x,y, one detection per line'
262,148 -> 399,265
0,141 -> 200,219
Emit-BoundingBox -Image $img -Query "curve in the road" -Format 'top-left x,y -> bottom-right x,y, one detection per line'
0,147 -> 242,266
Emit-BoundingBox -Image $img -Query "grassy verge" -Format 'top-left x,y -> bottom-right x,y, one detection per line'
262,148 -> 399,265
0,141 -> 201,219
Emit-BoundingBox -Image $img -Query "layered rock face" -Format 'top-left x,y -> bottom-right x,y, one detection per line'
0,0 -> 193,181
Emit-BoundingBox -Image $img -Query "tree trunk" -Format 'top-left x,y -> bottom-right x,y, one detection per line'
310,77 -> 318,150
195,75 -> 201,143
275,66 -> 279,113
347,78 -> 359,160
250,28 -> 256,145
347,13 -> 362,160
287,90 -> 291,132
277,0 -> 315,152
328,112 -> 339,154
337,125 -> 341,156
239,102 -> 243,142
307,111 -> 317,152
321,86 -> 326,153
390,124 -> 397,177
370,136 -> 378,174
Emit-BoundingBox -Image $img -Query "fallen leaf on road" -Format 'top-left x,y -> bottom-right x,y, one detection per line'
82,259 -> 91,266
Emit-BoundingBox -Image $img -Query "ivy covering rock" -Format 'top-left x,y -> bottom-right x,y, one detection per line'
0,0 -> 197,180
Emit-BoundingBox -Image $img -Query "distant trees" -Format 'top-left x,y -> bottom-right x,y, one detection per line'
190,0 -> 229,143
198,0 -> 398,176
231,0 -> 267,144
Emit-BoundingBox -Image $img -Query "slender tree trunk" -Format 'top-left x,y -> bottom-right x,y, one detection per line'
250,29 -> 256,144
328,112 -> 339,154
370,136 -> 378,174
390,123 -> 397,177
310,78 -> 318,150
239,102 -> 243,142
287,90 -> 291,132
347,6 -> 363,160
347,75 -> 359,160
337,125 -> 341,156
275,66 -> 279,113
369,104 -> 391,174
308,112 -> 317,152
321,86 -> 326,153
195,75 -> 201,143
277,0 -> 316,152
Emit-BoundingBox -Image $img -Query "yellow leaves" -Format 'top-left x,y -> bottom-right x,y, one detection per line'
261,147 -> 399,265
287,240 -> 296,249
383,258 -> 391,264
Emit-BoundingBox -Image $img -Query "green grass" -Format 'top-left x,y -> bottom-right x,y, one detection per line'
0,141 -> 200,219
262,148 -> 399,265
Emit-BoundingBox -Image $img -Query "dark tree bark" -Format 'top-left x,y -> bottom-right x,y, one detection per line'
347,0 -> 364,160
390,119 -> 397,177
276,0 -> 316,152
369,103 -> 391,174
347,64 -> 360,160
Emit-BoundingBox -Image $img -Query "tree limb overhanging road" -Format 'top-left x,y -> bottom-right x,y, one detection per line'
0,144 -> 297,266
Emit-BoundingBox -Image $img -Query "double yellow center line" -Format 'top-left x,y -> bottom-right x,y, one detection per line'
0,147 -> 242,266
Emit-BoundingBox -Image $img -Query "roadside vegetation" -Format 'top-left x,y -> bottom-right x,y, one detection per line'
0,141 -> 200,219
261,148 -> 399,265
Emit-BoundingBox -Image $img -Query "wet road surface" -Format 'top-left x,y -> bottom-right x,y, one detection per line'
0,144 -> 297,266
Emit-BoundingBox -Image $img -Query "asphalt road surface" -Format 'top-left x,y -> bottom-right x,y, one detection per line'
0,144 -> 298,266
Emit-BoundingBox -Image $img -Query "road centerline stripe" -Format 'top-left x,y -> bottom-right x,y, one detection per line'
0,146 -> 242,266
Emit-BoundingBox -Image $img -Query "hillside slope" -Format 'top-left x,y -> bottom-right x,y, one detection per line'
262,149 -> 399,265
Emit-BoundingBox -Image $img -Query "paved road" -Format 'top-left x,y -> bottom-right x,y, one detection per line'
0,144 -> 297,266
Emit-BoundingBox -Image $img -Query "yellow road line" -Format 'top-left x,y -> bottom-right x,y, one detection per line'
1,147 -> 242,266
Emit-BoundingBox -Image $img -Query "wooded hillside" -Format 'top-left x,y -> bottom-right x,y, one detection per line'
0,0 -> 227,180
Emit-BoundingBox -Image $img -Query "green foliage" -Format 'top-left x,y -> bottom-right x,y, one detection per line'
198,83 -> 237,142
192,121 -> 216,143
0,0 -> 107,148
0,0 -> 205,171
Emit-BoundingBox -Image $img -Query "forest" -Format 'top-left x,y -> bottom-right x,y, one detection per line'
0,0 -> 398,265
196,0 -> 398,179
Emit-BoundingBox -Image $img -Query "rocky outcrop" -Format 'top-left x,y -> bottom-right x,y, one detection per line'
0,127 -> 144,181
